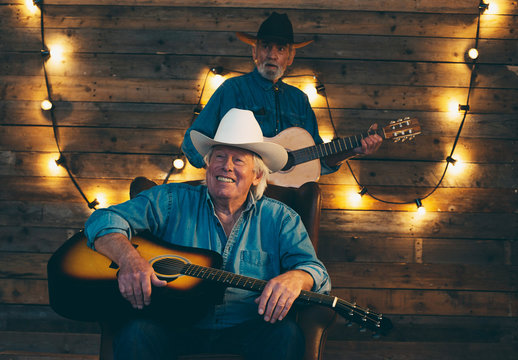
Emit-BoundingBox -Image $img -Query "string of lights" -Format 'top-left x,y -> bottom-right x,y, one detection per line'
345,0 -> 488,213
33,0 -> 100,209
29,0 -> 491,212
32,0 -> 187,205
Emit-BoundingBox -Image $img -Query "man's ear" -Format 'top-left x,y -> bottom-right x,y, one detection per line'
252,43 -> 258,62
252,171 -> 263,186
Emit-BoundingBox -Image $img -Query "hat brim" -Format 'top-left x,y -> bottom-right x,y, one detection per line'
236,32 -> 313,49
190,130 -> 288,173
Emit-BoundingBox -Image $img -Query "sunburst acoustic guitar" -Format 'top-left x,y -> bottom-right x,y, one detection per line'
265,117 -> 421,187
47,231 -> 393,336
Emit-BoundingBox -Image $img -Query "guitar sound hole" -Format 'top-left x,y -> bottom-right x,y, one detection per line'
150,256 -> 187,280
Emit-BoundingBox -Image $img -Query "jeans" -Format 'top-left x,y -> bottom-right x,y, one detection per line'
113,316 -> 305,360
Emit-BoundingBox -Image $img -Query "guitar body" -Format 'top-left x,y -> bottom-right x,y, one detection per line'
265,127 -> 321,187
47,231 -> 224,322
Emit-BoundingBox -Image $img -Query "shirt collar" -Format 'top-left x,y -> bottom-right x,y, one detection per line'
204,186 -> 257,214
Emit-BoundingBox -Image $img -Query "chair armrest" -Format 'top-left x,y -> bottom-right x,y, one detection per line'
296,305 -> 337,360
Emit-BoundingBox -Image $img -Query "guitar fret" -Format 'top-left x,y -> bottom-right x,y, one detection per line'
336,140 -> 343,152
331,141 -> 338,153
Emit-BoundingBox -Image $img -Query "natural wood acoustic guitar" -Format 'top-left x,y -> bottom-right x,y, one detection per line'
265,117 -> 421,187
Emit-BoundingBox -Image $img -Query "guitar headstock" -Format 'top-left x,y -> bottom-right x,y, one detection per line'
335,299 -> 393,336
382,117 -> 421,142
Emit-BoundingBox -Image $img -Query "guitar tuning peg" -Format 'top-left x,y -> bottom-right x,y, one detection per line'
372,333 -> 381,339
390,120 -> 395,124
346,321 -> 353,328
359,326 -> 367,333
404,116 -> 410,120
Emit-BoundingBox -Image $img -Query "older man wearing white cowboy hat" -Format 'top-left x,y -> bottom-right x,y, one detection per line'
182,12 -> 383,179
85,108 -> 330,360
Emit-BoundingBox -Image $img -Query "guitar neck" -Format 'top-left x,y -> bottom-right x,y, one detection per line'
289,129 -> 384,166
181,263 -> 384,330
151,254 -> 391,334
183,263 -> 333,305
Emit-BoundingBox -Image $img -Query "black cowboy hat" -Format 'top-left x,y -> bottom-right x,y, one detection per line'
236,12 -> 313,49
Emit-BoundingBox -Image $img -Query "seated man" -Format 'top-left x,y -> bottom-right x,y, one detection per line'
84,108 -> 331,360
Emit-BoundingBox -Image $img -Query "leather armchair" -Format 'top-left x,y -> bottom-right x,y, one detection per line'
100,177 -> 336,360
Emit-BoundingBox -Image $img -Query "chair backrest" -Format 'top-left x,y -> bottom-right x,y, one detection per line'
129,177 -> 322,250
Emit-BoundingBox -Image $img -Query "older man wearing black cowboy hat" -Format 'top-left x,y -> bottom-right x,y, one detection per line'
182,12 -> 382,179
85,108 -> 330,359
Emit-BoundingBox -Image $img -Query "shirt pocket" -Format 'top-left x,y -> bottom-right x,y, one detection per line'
282,110 -> 306,129
239,250 -> 275,280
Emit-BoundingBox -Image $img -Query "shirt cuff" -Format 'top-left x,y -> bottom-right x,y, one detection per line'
84,210 -> 132,250
295,264 -> 331,294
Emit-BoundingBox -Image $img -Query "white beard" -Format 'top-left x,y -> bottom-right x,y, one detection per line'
256,62 -> 285,82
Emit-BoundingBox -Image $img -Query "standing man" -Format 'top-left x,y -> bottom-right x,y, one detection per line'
182,12 -> 382,176
85,108 -> 330,359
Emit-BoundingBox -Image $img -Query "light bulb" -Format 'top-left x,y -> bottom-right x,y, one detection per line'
468,48 -> 479,60
94,193 -> 108,209
47,158 -> 61,175
303,84 -> 318,103
448,156 -> 465,175
210,74 -> 225,89
41,99 -> 53,110
25,0 -> 39,14
48,43 -> 65,63
173,158 -> 185,170
448,101 -> 460,113
415,199 -> 426,215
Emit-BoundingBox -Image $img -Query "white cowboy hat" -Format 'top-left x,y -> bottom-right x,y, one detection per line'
190,108 -> 288,172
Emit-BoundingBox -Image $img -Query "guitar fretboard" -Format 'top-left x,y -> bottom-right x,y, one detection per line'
182,263 -> 341,309
289,129 -> 383,166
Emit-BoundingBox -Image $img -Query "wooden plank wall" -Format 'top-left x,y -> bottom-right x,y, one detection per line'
1,0 -> 517,358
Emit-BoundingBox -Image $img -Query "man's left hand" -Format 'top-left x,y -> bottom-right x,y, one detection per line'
353,123 -> 383,155
254,270 -> 313,323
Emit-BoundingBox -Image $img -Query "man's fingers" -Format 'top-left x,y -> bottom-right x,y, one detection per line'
256,286 -> 273,316
269,294 -> 297,323
118,271 -> 157,309
151,273 -> 168,288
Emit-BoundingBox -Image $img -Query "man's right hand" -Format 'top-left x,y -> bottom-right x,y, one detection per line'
94,232 -> 167,309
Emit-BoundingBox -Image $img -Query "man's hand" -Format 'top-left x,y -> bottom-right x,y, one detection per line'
116,252 -> 167,309
353,123 -> 383,156
324,123 -> 383,168
94,233 -> 167,309
254,270 -> 313,323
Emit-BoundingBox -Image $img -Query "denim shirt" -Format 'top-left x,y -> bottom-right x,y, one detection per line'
181,68 -> 338,174
84,183 -> 331,329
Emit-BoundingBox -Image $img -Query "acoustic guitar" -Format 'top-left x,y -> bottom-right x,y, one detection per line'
47,232 -> 393,335
265,117 -> 421,187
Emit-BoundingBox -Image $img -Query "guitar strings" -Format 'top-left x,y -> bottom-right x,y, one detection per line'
152,258 -> 383,326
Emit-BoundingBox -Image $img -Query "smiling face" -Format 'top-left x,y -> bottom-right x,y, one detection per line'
206,146 -> 263,209
253,40 -> 295,83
